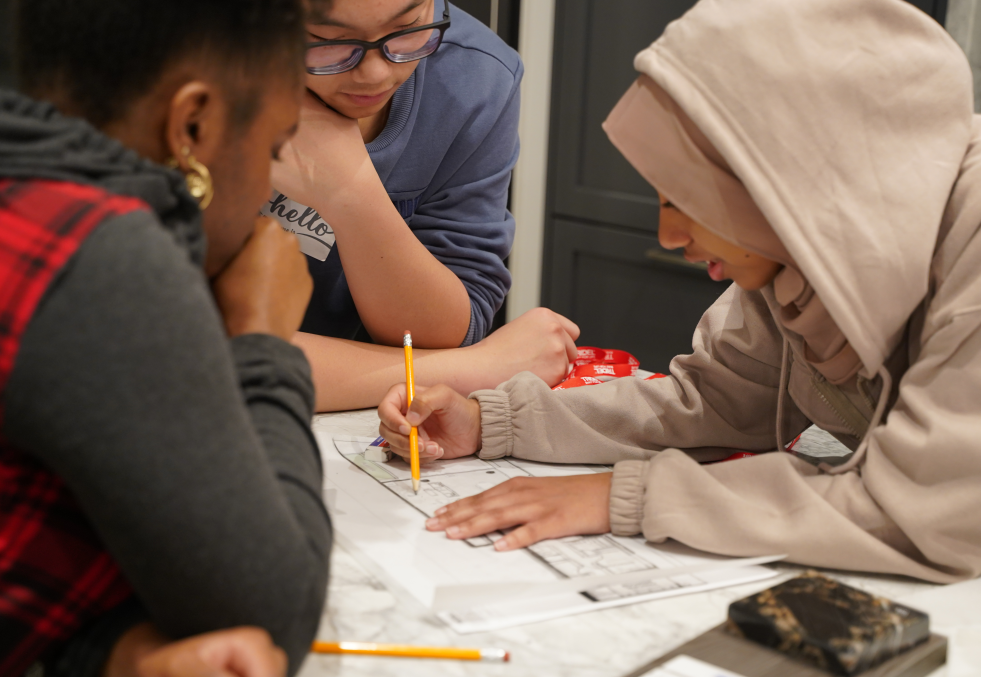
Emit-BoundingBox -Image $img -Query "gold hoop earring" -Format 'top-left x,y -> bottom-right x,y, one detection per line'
167,146 -> 214,210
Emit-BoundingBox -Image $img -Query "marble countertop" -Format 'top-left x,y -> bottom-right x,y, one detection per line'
298,410 -> 941,677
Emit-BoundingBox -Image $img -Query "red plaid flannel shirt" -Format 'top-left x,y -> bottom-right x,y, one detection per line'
0,179 -> 148,675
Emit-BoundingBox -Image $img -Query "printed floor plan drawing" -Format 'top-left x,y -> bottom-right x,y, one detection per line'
338,437 -> 611,546
330,436 -> 779,633
529,535 -> 711,602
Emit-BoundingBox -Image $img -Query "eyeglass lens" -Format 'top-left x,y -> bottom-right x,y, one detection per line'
306,44 -> 363,74
383,27 -> 442,62
306,26 -> 442,74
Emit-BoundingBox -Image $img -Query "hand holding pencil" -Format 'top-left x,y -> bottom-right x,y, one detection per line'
377,381 -> 484,464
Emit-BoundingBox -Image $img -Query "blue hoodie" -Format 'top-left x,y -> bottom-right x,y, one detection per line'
262,2 -> 521,346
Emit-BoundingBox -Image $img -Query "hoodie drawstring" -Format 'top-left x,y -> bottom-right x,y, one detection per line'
819,364 -> 893,475
775,337 -> 791,452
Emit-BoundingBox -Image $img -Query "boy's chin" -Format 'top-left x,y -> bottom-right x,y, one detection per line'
331,97 -> 390,120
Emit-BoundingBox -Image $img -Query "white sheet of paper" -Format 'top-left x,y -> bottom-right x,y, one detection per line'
897,579 -> 981,677
322,434 -> 778,634
641,655 -> 748,677
432,554 -> 785,612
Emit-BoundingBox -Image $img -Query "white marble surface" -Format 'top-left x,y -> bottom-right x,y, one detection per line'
299,410 -> 941,677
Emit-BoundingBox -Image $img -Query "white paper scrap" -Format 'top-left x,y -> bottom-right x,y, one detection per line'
432,554 -> 785,612
641,655 -> 748,677
898,579 -> 981,677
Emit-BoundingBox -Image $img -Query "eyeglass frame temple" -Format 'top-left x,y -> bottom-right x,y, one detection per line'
305,0 -> 451,71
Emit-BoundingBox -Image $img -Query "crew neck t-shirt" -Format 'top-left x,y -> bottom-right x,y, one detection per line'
261,2 -> 522,346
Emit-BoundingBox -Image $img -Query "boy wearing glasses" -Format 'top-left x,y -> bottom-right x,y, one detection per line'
268,0 -> 582,412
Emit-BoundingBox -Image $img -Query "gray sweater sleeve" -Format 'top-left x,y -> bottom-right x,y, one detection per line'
4,212 -> 331,675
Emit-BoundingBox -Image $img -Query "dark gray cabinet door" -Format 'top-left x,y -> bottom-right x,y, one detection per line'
547,218 -> 727,371
0,0 -> 14,89
543,0 -> 715,370
908,0 -> 949,21
548,0 -> 690,235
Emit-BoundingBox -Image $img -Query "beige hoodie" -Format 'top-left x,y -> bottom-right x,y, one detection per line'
471,0 -> 981,583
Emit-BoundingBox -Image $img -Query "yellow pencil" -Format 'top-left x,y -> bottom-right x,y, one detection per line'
311,641 -> 509,662
403,330 -> 420,494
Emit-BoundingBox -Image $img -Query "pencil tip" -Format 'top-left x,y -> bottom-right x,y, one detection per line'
412,478 -> 420,494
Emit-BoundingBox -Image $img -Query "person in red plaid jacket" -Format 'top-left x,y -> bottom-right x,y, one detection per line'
0,0 -> 333,675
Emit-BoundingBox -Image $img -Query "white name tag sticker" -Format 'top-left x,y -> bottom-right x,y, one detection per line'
260,193 -> 335,262
641,655 -> 747,677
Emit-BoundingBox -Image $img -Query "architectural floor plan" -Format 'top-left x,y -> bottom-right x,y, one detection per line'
340,437 -> 612,546
335,438 -> 767,626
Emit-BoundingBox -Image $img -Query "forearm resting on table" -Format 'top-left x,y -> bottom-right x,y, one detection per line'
102,623 -> 167,677
295,333 -> 490,412
319,170 -> 472,348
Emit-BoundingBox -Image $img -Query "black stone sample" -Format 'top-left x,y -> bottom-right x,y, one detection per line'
727,572 -> 930,676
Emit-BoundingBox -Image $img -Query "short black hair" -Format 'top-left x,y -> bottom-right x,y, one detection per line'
14,0 -> 309,128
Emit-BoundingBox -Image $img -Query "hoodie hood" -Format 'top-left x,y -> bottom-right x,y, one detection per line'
604,0 -> 975,376
0,89 -> 205,265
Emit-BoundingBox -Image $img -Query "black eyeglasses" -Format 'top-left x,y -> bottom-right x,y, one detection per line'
306,1 -> 450,75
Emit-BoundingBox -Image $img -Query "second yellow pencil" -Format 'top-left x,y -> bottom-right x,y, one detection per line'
311,641 -> 509,662
403,330 -> 420,494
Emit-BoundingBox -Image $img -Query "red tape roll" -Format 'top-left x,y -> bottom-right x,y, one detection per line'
571,363 -> 638,379
553,347 -> 664,391
573,347 -> 640,367
552,376 -> 605,390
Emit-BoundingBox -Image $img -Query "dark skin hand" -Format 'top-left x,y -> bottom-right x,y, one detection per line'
377,382 -> 615,551
211,217 -> 313,341
104,624 -> 286,677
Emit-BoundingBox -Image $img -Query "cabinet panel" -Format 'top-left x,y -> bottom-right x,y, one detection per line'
550,0 -> 696,234
908,0 -> 949,20
548,219 -> 727,371
0,0 -> 13,89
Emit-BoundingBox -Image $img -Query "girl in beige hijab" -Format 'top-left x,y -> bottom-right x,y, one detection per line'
378,0 -> 981,582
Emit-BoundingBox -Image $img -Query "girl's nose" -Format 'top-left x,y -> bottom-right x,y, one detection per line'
657,208 -> 692,251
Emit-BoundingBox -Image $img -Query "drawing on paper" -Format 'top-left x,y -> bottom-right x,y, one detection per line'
329,436 -> 779,634
528,535 -> 710,602
334,436 -> 610,547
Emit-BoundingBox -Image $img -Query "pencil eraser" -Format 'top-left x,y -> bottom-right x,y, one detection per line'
365,447 -> 392,463
504,651 -> 511,663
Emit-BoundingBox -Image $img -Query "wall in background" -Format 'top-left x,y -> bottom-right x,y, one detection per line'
948,0 -> 981,111
508,0 -> 553,322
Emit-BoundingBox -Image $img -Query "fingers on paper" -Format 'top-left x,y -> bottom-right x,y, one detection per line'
426,478 -> 550,546
377,423 -> 442,462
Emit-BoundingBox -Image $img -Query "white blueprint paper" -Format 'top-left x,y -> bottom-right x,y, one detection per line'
321,434 -> 778,634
